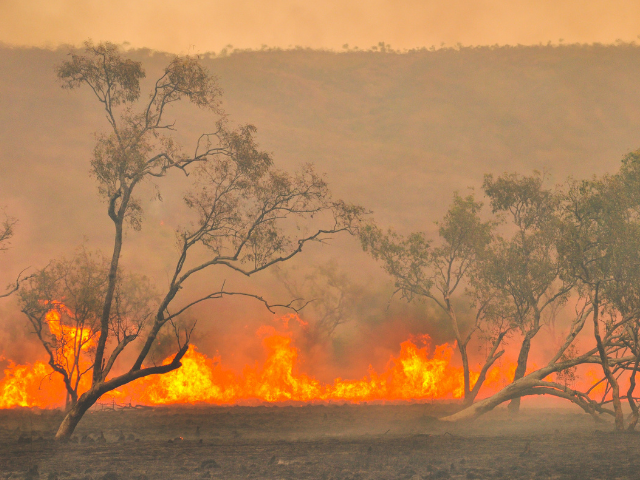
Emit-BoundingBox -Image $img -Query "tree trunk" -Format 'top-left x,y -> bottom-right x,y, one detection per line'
93,218 -> 124,385
591,291 -> 624,431
508,334 -> 532,414
627,361 -> 639,431
459,342 -> 472,406
442,375 -> 539,422
55,391 -> 100,441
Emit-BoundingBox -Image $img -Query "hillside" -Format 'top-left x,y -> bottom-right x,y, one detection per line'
1,43 -> 640,369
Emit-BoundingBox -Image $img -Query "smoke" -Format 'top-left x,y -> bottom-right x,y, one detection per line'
1,44 -> 640,390
2,1 -> 640,53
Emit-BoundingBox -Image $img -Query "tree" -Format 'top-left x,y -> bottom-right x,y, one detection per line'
554,164 -> 640,430
273,261 -> 362,343
481,172 -> 572,414
32,41 -> 364,440
361,193 -> 508,406
19,248 -> 155,410
0,209 -> 16,253
442,158 -> 640,425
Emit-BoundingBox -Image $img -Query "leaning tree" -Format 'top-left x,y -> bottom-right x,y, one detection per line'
25,42 -> 363,440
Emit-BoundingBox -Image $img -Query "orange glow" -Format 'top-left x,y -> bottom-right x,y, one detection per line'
0,358 -> 66,408
0,301 -> 96,408
0,314 -> 622,409
123,331 -> 482,405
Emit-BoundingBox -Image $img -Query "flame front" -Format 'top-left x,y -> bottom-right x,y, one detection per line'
1,314 -> 579,408
123,331 -> 474,405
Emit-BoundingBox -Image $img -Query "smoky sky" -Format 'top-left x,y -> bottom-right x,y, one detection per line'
2,0 -> 640,53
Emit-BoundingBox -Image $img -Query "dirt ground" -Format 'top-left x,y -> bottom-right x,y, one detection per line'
1,402 -> 638,480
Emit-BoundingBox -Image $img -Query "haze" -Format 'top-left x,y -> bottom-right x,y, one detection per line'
2,0 -> 640,53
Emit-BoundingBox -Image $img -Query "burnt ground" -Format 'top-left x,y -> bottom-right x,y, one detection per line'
0,403 -> 638,480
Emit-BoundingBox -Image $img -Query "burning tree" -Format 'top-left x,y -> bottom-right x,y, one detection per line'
22,41 -> 363,440
18,248 -> 156,410
360,193 -> 507,406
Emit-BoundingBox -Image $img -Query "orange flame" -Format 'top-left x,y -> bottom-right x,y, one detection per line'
121,331 -> 475,405
0,302 -> 97,408
0,313 -> 620,409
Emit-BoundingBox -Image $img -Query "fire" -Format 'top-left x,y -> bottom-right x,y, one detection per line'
122,331 -> 473,405
0,311 -> 619,409
0,358 -> 66,408
0,302 -> 96,408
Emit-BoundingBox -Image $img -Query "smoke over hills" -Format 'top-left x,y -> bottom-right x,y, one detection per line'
1,43 -> 640,379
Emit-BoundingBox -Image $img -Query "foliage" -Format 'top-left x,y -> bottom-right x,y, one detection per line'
18,248 -> 156,405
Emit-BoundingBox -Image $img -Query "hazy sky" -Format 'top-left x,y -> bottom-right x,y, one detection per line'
2,0 -> 640,53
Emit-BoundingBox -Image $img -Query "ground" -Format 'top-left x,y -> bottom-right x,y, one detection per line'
0,403 -> 638,479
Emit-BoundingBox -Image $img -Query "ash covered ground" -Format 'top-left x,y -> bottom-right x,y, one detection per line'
1,403 -> 637,479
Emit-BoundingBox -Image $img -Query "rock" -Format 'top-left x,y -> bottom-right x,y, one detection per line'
268,455 -> 276,465
200,459 -> 220,469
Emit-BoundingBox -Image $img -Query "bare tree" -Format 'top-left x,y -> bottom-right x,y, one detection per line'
25,41 -> 365,440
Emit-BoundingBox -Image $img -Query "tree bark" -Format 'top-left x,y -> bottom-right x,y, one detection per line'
459,342 -> 471,404
93,216 -> 124,385
508,334 -> 533,414
55,390 -> 101,441
626,359 -> 639,431
591,289 -> 624,431
442,375 -> 540,422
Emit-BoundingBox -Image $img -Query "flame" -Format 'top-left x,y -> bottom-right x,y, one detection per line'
0,302 -> 97,408
122,331 -> 474,405
0,358 -> 66,408
0,312 -> 622,409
